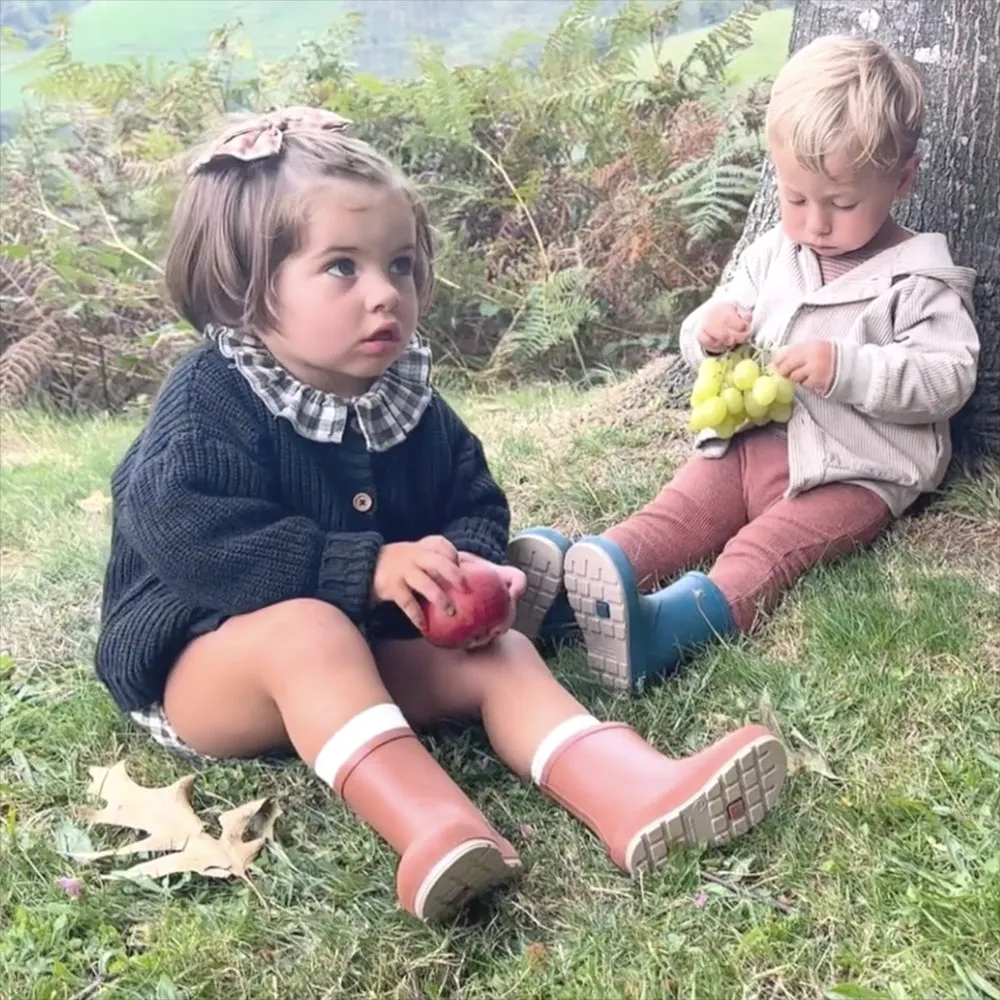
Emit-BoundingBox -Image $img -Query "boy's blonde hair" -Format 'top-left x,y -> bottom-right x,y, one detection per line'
164,112 -> 435,336
765,34 -> 925,178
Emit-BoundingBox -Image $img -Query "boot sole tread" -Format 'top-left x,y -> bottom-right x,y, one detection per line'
625,735 -> 787,874
414,839 -> 518,922
508,535 -> 566,641
563,542 -> 633,692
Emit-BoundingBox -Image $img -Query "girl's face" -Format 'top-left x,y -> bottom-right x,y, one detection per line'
265,177 -> 420,397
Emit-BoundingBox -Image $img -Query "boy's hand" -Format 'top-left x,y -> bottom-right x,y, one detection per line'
773,341 -> 835,394
372,537 -> 467,631
698,302 -> 753,354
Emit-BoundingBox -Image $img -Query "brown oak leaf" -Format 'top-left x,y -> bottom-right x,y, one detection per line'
69,761 -> 281,881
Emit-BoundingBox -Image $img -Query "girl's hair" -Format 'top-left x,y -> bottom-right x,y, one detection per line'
164,111 -> 435,335
765,34 -> 925,178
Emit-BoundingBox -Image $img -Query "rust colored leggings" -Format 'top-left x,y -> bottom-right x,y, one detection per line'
604,428 -> 893,631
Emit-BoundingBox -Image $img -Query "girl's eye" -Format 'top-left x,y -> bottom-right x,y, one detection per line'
327,258 -> 356,278
390,256 -> 414,277
833,203 -> 858,211
785,196 -> 806,206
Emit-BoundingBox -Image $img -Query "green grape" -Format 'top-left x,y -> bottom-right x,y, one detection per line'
700,395 -> 727,427
773,375 -> 795,404
714,414 -> 740,439
720,386 -> 744,416
698,358 -> 725,381
750,375 -> 778,408
769,401 -> 793,423
743,391 -> 769,420
731,359 -> 760,391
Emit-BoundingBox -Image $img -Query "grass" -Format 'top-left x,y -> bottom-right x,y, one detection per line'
2,385 -> 999,1000
0,2 -> 792,111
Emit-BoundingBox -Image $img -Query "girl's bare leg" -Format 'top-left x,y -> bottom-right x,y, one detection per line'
161,598 -> 519,921
378,630 -> 787,875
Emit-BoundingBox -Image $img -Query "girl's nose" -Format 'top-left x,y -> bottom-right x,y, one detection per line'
366,272 -> 400,312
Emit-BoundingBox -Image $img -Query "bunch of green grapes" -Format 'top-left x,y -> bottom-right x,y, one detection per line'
687,346 -> 796,438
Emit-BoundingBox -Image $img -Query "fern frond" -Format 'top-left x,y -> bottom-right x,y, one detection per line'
413,41 -> 477,142
120,152 -> 188,187
538,0 -> 600,78
489,267 -> 598,368
678,0 -> 770,90
0,322 -> 57,408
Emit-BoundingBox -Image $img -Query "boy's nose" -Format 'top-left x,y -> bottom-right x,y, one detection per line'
807,210 -> 833,237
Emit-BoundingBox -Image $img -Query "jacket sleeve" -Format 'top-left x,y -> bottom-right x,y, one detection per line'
436,406 -> 510,564
825,276 -> 980,424
118,431 -> 384,621
678,225 -> 782,370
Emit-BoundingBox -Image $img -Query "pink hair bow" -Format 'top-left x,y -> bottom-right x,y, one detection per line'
188,106 -> 352,175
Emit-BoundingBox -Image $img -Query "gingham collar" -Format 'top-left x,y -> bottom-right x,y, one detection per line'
206,324 -> 433,451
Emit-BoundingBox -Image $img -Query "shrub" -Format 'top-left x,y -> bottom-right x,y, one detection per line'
0,0 -> 774,412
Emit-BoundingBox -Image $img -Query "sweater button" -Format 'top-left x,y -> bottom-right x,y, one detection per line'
352,491 -> 374,513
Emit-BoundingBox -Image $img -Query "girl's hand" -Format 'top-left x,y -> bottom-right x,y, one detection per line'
773,340 -> 835,394
372,538 -> 467,632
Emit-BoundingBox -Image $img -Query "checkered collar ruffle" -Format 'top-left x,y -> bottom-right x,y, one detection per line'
206,324 -> 433,452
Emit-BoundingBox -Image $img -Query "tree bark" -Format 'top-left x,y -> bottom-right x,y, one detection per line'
674,0 -> 1000,466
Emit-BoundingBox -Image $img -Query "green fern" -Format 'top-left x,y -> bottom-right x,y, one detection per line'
534,0 -> 685,124
413,41 -> 477,143
650,116 -> 762,248
677,0 -> 770,91
489,267 -> 598,370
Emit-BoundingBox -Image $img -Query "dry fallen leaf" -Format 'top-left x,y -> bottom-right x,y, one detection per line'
69,761 -> 281,882
77,489 -> 111,515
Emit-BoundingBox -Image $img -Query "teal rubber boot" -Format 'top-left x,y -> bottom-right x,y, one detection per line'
562,537 -> 735,694
506,527 -> 580,651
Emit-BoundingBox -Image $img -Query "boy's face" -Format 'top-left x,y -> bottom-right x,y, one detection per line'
772,142 -> 918,257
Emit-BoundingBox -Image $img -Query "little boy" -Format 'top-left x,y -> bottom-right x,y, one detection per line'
509,34 -> 980,693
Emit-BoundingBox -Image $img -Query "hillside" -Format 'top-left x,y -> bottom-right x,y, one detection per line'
0,1 -> 792,112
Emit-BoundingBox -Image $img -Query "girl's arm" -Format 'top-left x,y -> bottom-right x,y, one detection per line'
435,410 -> 510,565
118,431 -> 383,622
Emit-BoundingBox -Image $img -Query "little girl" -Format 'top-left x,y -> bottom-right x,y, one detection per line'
95,108 -> 786,923
511,36 -> 980,694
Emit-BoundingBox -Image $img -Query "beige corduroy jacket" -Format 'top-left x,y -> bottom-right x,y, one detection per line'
679,225 -> 980,516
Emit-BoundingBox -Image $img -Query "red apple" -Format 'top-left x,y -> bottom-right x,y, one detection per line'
418,561 -> 512,649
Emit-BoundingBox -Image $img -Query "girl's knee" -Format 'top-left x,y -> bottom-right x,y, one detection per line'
485,629 -> 554,678
247,598 -> 364,653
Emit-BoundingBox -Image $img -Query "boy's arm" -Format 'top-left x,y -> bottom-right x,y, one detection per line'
435,403 -> 510,565
825,276 -> 980,424
119,431 -> 384,621
678,225 -> 782,369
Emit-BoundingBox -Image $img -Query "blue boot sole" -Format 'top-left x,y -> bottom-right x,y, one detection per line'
507,529 -> 569,642
562,538 -> 646,693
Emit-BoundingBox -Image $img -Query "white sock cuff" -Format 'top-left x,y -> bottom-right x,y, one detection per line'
313,703 -> 410,787
529,714 -> 601,785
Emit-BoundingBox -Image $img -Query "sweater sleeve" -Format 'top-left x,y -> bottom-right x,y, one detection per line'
436,408 -> 510,565
118,431 -> 384,621
825,276 -> 980,424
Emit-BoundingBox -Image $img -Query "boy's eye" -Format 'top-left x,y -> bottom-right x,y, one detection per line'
784,196 -> 806,206
390,256 -> 414,277
833,203 -> 858,211
326,258 -> 356,277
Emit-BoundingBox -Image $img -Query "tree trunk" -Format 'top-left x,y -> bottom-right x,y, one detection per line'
672,0 -> 1000,467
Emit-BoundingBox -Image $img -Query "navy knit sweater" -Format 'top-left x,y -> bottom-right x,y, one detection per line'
96,342 -> 510,712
